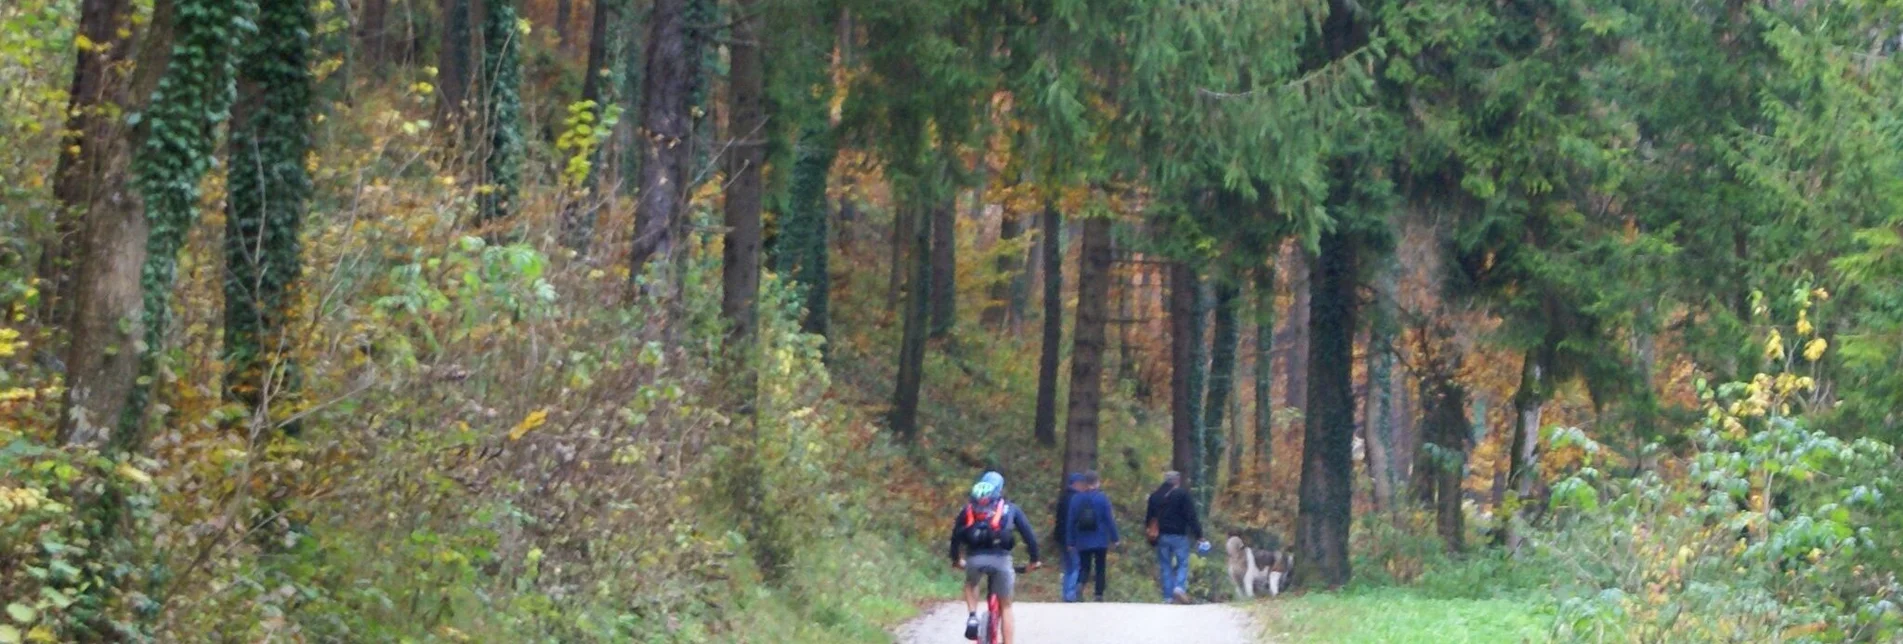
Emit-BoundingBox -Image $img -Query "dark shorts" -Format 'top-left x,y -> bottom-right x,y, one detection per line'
965,553 -> 1015,600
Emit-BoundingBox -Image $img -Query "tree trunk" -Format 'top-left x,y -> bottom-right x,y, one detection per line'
890,204 -> 932,441
559,0 -> 616,250
226,0 -> 314,427
1032,203 -> 1062,447
477,0 -> 523,224
1168,262 -> 1201,476
1189,279 -> 1210,490
887,199 -> 913,310
629,0 -> 692,288
358,0 -> 390,67
556,0 -> 574,51
929,191 -> 956,338
782,123 -> 836,339
437,0 -> 473,123
42,0 -> 137,332
1422,373 -> 1469,553
57,0 -> 174,449
1363,258 -> 1399,511
1253,265 -> 1276,486
982,204 -> 1020,329
720,0 -> 764,347
1062,218 -> 1112,473
1502,348 -> 1547,551
1283,251 -> 1311,417
1295,229 -> 1357,589
1201,278 -> 1240,503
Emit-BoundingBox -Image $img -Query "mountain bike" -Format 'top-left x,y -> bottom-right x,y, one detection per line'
974,565 -> 1033,644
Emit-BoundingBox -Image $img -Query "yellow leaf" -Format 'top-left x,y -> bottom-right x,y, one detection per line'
1803,338 -> 1828,362
1764,328 -> 1784,361
509,409 -> 549,441
1796,311 -> 1813,337
74,34 -> 96,52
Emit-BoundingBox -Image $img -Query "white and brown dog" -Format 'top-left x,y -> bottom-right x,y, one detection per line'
1226,535 -> 1294,599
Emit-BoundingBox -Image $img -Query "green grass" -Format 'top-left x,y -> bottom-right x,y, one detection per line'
1254,588 -> 1553,643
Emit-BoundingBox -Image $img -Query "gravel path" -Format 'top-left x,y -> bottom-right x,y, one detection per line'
896,602 -> 1259,644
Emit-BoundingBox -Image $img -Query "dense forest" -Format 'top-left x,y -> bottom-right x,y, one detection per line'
3,0 -> 1903,641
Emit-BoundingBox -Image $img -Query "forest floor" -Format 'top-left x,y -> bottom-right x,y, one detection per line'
896,602 -> 1259,643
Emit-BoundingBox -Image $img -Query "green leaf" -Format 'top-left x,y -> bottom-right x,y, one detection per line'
4,604 -> 33,625
0,625 -> 20,643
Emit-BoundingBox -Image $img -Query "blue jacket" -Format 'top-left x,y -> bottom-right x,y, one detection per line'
1064,490 -> 1120,551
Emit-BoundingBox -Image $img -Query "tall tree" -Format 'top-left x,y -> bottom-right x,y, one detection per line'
1201,276 -> 1240,503
720,0 -> 766,346
1031,203 -> 1062,446
628,0 -> 694,285
929,187 -> 957,338
1167,262 -> 1201,475
118,0 -> 254,443
437,0 -> 474,123
358,0 -> 391,67
890,200 -> 933,441
559,0 -> 617,250
781,123 -> 837,338
1252,264 -> 1277,484
983,201 -> 1022,329
1282,253 -> 1310,415
478,0 -> 524,224
1063,216 -> 1113,473
57,0 -> 175,447
225,0 -> 315,423
1295,225 -> 1359,589
1362,254 -> 1400,510
41,0 -> 137,329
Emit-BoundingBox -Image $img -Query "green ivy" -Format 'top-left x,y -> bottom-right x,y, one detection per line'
478,0 -> 522,224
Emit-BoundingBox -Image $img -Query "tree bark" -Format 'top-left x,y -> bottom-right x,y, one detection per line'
1201,278 -> 1240,502
1283,251 -> 1310,416
720,0 -> 765,347
358,0 -> 390,67
782,123 -> 836,339
1502,348 -> 1547,551
1253,265 -> 1277,486
887,199 -> 913,310
890,204 -> 932,441
629,0 -> 693,288
437,0 -> 473,123
1032,203 -> 1062,447
1364,257 -> 1399,511
226,0 -> 314,425
559,0 -> 616,250
1168,262 -> 1201,476
477,0 -> 523,225
1295,229 -> 1357,589
556,0 -> 574,51
1063,217 -> 1113,473
57,0 -> 174,449
42,0 -> 136,331
929,190 -> 956,338
1422,371 -> 1470,553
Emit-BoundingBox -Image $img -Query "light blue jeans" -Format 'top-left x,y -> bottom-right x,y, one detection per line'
1155,534 -> 1191,601
1060,548 -> 1082,602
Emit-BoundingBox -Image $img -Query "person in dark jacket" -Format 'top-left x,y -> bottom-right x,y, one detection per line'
1144,471 -> 1206,603
1052,473 -> 1086,602
1065,470 -> 1120,601
950,472 -> 1042,643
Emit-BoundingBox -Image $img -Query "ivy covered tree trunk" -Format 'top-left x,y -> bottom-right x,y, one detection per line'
225,0 -> 314,425
559,0 -> 617,250
1283,252 -> 1310,417
1253,265 -> 1276,485
1363,256 -> 1400,510
1032,203 -> 1062,446
437,0 -> 473,123
478,0 -> 523,224
720,0 -> 765,347
891,202 -> 932,441
57,0 -> 174,448
1201,278 -> 1239,503
929,191 -> 956,338
1295,229 -> 1357,589
1422,370 -> 1470,553
781,122 -> 837,339
123,0 -> 253,445
1063,217 -> 1112,473
42,0 -> 136,331
1502,346 -> 1549,550
1168,262 -> 1202,476
629,0 -> 693,284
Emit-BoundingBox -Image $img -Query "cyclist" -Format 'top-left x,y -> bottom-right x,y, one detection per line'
950,471 -> 1042,643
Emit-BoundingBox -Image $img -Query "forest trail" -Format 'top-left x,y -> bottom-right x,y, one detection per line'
896,602 -> 1260,644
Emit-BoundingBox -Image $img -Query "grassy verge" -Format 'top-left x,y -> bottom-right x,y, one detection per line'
1252,588 -> 1552,644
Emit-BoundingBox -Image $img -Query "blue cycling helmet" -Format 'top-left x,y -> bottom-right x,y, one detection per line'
972,471 -> 1005,501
